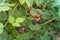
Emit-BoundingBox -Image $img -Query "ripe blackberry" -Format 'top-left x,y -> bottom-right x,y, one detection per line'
16,27 -> 21,30
18,29 -> 23,34
37,20 -> 42,24
24,29 -> 28,33
32,20 -> 37,25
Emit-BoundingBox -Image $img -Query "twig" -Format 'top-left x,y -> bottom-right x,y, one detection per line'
4,2 -> 19,27
41,18 -> 55,26
10,3 -> 19,16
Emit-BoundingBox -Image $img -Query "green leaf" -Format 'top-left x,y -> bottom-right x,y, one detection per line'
53,0 -> 60,7
23,32 -> 32,40
9,16 -> 15,23
36,9 -> 43,14
34,0 -> 43,6
30,8 -> 37,16
27,16 -> 34,20
0,29 -> 3,33
22,2 -> 29,8
41,35 -> 50,40
15,17 -> 25,23
35,36 -> 41,40
0,3 -> 10,11
25,0 -> 33,7
16,35 -> 24,40
12,22 -> 20,27
0,23 -> 4,28
8,34 -> 14,40
44,31 -> 49,36
0,30 -> 9,40
11,29 -> 18,38
53,35 -> 57,40
0,23 -> 4,33
8,3 -> 15,7
56,8 -> 60,21
29,23 -> 41,31
19,0 -> 25,5
16,32 -> 32,40
13,7 -> 27,17
0,0 -> 3,3
42,12 -> 51,20
0,12 -> 7,20
0,0 -> 5,3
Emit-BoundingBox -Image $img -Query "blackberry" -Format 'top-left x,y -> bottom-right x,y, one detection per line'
24,29 -> 28,33
32,20 -> 36,25
18,29 -> 23,34
37,20 -> 42,24
16,27 -> 21,30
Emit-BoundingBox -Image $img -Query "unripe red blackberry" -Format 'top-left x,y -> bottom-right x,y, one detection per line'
34,14 -> 41,19
50,31 -> 54,36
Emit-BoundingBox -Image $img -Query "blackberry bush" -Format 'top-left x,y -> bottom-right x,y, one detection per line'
0,0 -> 60,40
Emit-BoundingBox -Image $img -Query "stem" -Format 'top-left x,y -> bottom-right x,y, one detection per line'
4,2 -> 19,27
41,18 -> 55,26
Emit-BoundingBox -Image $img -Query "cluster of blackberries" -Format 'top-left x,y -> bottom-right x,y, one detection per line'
32,19 -> 42,25
16,24 -> 28,34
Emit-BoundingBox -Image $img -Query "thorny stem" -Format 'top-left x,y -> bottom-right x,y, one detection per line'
4,2 -> 19,27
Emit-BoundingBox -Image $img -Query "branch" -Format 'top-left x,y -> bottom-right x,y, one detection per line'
41,18 -> 55,26
4,2 -> 19,27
